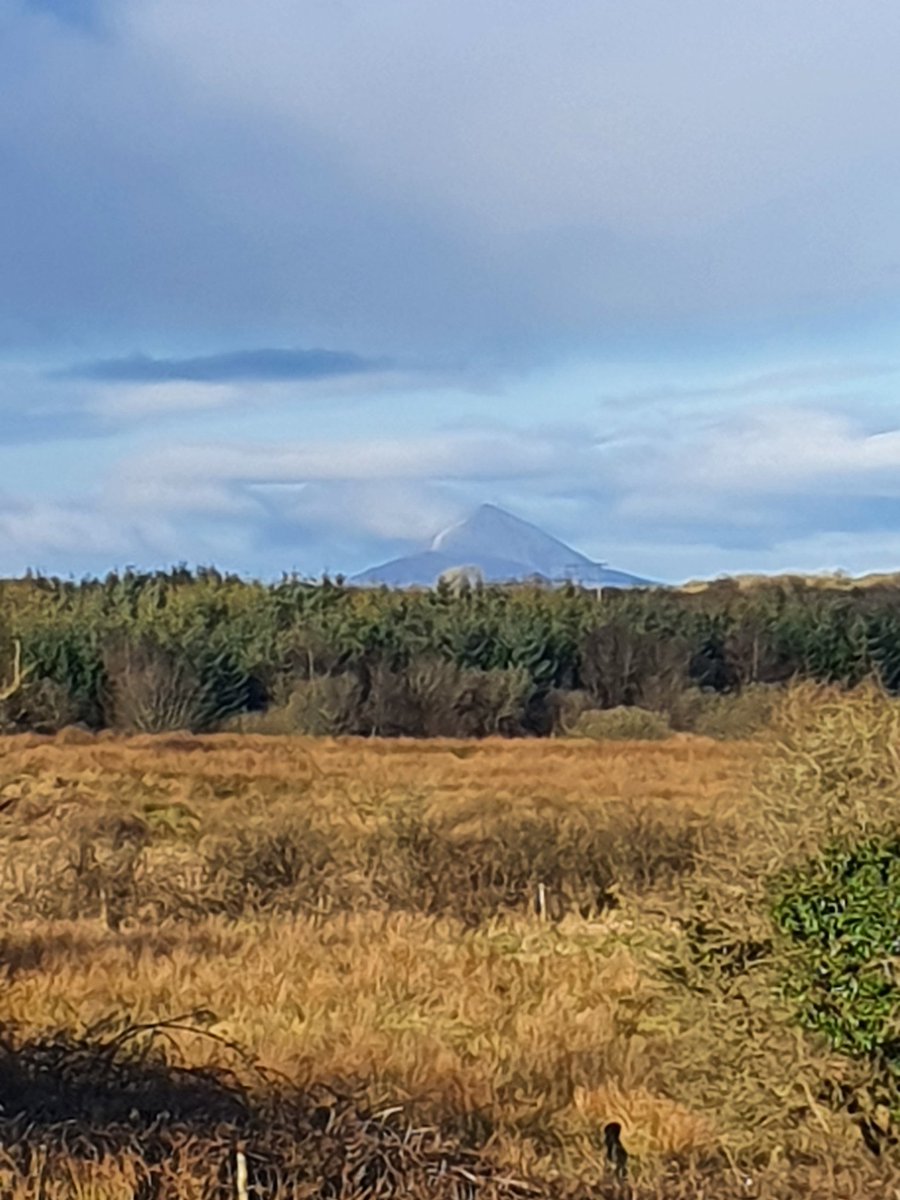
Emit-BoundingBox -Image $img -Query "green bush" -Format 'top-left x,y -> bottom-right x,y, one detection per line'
772,835 -> 900,1130
772,836 -> 900,1060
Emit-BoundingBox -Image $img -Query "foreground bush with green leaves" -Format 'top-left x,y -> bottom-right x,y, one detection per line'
771,835 -> 900,1154
773,837 -> 900,1063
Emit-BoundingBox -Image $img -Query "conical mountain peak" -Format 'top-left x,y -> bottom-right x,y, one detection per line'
430,504 -> 592,571
351,503 -> 653,587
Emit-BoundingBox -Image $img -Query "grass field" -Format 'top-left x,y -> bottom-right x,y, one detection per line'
1,697 -> 900,1197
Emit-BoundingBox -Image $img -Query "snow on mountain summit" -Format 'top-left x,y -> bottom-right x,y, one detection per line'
429,504 -> 592,574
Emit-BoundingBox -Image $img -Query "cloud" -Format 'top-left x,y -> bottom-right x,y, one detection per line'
115,429 -> 589,503
3,0 -> 900,361
0,423 -> 606,575
61,346 -> 392,383
7,399 -> 900,580
0,355 -> 484,443
0,494 -> 150,560
616,407 -> 900,506
255,481 -> 468,548
4,1 -> 900,581
85,381 -> 242,420
603,363 -> 900,408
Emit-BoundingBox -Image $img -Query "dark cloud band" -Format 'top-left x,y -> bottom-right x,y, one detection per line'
59,347 -> 392,385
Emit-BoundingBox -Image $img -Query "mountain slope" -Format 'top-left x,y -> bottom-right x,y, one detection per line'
430,504 -> 594,573
352,504 -> 654,587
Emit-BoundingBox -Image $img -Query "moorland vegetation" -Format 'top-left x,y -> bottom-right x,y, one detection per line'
2,682 -> 900,1195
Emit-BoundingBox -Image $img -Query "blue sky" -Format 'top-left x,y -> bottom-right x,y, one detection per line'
3,0 -> 900,582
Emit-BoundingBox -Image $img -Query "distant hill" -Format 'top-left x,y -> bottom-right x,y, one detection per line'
351,504 -> 654,588
675,570 -> 900,592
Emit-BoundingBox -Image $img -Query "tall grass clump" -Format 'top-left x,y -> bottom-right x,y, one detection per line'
182,803 -> 702,927
769,678 -> 900,796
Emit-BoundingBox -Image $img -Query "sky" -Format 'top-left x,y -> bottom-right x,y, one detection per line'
2,0 -> 900,583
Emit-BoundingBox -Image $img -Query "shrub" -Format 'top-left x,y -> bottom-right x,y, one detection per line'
24,815 -> 150,928
177,801 -> 700,926
604,798 -> 703,891
369,813 -> 617,925
772,834 -> 900,1144
565,705 -> 672,741
772,835 -> 900,1064
580,620 -> 691,712
458,664 -> 533,736
672,684 -> 778,739
202,821 -> 352,916
361,658 -> 531,738
0,676 -> 83,733
231,675 -> 362,736
102,636 -> 247,733
546,688 -> 595,735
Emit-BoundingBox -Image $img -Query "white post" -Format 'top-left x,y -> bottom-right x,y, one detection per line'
235,1149 -> 249,1200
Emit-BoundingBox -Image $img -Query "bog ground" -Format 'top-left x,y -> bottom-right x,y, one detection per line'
1,706 -> 900,1197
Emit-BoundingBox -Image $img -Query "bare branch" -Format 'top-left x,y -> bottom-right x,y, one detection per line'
0,638 -> 31,703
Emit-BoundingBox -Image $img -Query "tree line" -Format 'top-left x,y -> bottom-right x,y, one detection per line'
1,568 -> 899,735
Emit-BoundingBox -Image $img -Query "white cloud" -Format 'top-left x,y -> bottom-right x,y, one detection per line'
88,381 -> 240,419
118,429 -> 588,496
81,368 -> 484,423
604,363 -> 900,408
260,481 -> 465,543
5,363 -> 900,581
614,407 -> 900,514
0,499 -> 141,558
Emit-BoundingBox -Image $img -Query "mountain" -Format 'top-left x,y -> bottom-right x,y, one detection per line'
351,504 -> 654,588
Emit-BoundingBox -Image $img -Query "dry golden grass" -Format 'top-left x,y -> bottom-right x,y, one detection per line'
0,726 -> 748,813
1,711 -> 900,1196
